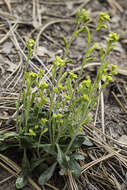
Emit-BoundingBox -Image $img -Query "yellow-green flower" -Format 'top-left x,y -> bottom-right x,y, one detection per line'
41,118 -> 48,125
100,12 -> 110,22
39,70 -> 45,77
52,113 -> 57,119
34,125 -> 39,129
96,12 -> 110,31
82,78 -> 91,88
54,87 -> 59,93
60,119 -> 63,124
41,97 -> 48,104
52,113 -> 62,120
82,94 -> 88,101
103,68 -> 108,74
76,9 -> 91,25
110,71 -> 117,75
29,72 -> 38,79
106,75 -> 113,82
57,114 -> 62,119
26,40 -> 35,48
63,93 -> 71,100
56,56 -> 65,67
108,32 -> 120,43
58,84 -> 66,90
69,72 -> 77,79
29,129 -> 36,136
110,64 -> 117,71
40,82 -> 48,90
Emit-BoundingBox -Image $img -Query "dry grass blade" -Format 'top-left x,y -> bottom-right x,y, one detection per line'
80,122 -> 127,189
81,151 -> 118,174
15,30 -> 53,84
0,161 -> 18,177
0,127 -> 15,134
116,67 -> 127,76
32,0 -> 41,28
111,175 -> 121,190
108,163 -> 127,186
116,82 -> 127,105
28,178 -> 44,190
40,0 -> 85,5
106,0 -> 123,12
0,0 -> 22,5
4,18 -> 39,72
7,67 -> 23,90
0,21 -> 17,44
0,116 -> 10,120
67,170 -> 79,190
2,36 -> 23,89
0,106 -> 16,110
0,154 -> 21,172
94,94 -> 100,126
112,91 -> 127,116
67,0 -> 90,17
0,11 -> 16,20
0,175 -> 14,185
0,97 -> 18,100
35,18 -> 74,50
0,154 -> 43,190
86,123 -> 127,147
0,94 -> 18,121
45,183 -> 59,190
100,88 -> 105,136
71,62 -> 127,77
4,0 -> 12,12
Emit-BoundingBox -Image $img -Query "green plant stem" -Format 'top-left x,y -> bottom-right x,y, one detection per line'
16,53 -> 30,132
65,136 -> 76,155
56,24 -> 79,84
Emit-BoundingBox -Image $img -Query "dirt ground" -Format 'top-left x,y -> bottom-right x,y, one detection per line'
0,0 -> 127,190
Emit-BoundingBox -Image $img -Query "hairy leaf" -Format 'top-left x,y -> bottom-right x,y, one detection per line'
16,176 -> 27,189
71,152 -> 85,160
38,162 -> 57,186
32,143 -> 56,155
56,144 -> 69,169
70,159 -> 81,178
83,136 -> 93,146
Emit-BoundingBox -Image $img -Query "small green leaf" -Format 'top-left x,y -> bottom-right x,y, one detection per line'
84,26 -> 91,44
56,144 -> 69,169
42,144 -> 56,155
58,72 -> 67,84
73,27 -> 87,39
83,136 -> 93,146
86,43 -> 99,57
56,143 -> 65,167
31,158 -> 46,171
66,78 -> 73,98
16,176 -> 27,189
33,144 -> 56,156
61,35 -> 69,51
0,142 -> 18,151
22,149 -> 31,176
70,159 -> 81,178
71,153 -> 85,160
71,135 -> 85,149
100,47 -> 105,61
28,129 -> 36,136
3,132 -> 19,139
38,162 -> 57,186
